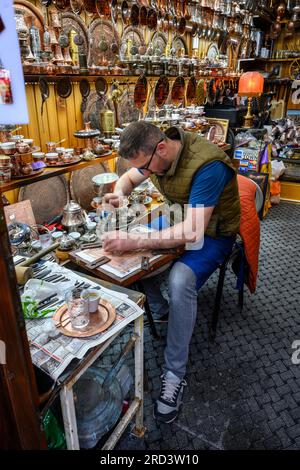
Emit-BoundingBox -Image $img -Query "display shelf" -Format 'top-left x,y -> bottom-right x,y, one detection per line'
0,152 -> 117,193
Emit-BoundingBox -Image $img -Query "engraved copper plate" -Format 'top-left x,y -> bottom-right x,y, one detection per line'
53,299 -> 116,338
88,19 -> 119,66
119,26 -> 145,60
83,91 -> 115,132
61,12 -> 89,55
154,75 -> 169,107
186,76 -> 197,105
171,35 -> 188,56
70,161 -> 109,210
134,75 -> 147,109
171,76 -> 185,106
150,31 -> 167,56
18,175 -> 69,225
117,85 -> 140,126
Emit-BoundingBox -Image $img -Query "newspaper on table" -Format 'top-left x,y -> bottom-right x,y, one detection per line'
25,262 -> 144,381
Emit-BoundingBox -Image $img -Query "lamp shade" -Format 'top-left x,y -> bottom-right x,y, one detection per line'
238,71 -> 264,97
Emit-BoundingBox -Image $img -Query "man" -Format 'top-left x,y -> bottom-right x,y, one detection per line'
102,121 -> 240,423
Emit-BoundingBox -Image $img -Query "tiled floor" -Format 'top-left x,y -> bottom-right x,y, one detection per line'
110,202 -> 300,450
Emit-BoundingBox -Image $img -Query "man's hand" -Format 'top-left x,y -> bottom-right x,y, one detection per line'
102,231 -> 140,253
102,193 -> 126,208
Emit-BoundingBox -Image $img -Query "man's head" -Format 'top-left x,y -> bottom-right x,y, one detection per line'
118,121 -> 179,176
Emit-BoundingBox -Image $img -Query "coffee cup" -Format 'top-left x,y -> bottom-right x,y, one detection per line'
81,288 -> 101,313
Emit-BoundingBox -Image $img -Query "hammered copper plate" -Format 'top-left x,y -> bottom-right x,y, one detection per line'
83,91 -> 115,131
154,76 -> 169,108
186,76 -> 197,105
150,31 -> 167,56
88,19 -> 120,67
117,85 -> 140,126
134,75 -> 147,109
61,12 -> 89,55
70,161 -> 109,210
116,156 -> 131,177
119,26 -> 145,60
171,35 -> 188,56
53,299 -> 116,338
18,175 -> 69,225
171,76 -> 185,106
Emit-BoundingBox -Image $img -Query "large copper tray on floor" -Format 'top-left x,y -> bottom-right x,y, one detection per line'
53,299 -> 116,338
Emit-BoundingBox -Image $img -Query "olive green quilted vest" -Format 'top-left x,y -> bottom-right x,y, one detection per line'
150,127 -> 240,238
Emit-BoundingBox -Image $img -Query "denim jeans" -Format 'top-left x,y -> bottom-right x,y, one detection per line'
141,236 -> 235,380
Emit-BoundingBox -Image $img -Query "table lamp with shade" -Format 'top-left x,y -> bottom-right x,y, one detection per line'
238,72 -> 264,128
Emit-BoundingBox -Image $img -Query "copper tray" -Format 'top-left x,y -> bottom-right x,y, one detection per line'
46,157 -> 82,167
70,161 -> 109,210
95,150 -> 112,158
53,299 -> 116,338
11,168 -> 44,179
18,175 -> 69,225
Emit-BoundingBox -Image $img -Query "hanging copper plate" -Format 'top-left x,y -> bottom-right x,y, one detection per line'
121,0 -> 130,25
70,161 -> 109,210
139,6 -> 147,26
53,0 -> 71,11
177,16 -> 186,35
83,0 -> 97,15
18,176 -> 69,225
130,4 -> 140,27
88,19 -> 120,67
61,12 -> 89,56
70,0 -> 83,14
171,76 -> 185,106
186,76 -> 197,105
134,75 -> 148,109
154,76 -> 169,108
95,0 -> 111,18
116,156 -> 131,177
95,77 -> 108,96
147,8 -> 157,30
56,77 -> 72,99
162,13 -> 169,32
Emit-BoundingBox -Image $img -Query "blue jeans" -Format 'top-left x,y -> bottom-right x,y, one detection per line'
141,235 -> 235,380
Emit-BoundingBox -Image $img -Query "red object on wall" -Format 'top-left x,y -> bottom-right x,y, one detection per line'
238,72 -> 264,97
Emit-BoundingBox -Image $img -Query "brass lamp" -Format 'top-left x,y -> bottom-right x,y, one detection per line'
238,71 -> 264,128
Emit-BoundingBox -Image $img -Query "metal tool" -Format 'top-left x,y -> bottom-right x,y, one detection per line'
39,297 -> 60,310
43,274 -> 64,282
87,256 -> 110,270
14,257 -> 26,265
37,293 -> 57,308
34,269 -> 52,280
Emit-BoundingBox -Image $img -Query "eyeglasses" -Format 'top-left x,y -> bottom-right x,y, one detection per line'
136,138 -> 164,173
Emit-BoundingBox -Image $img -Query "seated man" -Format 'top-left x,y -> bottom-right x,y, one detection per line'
102,121 -> 240,423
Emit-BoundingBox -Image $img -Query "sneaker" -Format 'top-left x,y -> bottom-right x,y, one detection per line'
153,312 -> 169,323
153,371 -> 187,423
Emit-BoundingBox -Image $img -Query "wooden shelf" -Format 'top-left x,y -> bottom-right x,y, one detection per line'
0,152 -> 117,193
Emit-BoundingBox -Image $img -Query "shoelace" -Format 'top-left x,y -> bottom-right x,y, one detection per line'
160,376 -> 186,403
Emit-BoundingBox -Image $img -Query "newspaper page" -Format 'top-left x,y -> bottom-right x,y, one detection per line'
25,262 -> 144,381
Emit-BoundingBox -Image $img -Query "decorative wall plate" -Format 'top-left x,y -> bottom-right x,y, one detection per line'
117,84 -> 140,126
134,75 -> 148,109
83,0 -> 97,15
150,31 -> 167,56
18,175 -> 69,225
171,35 -> 188,56
61,12 -> 89,55
70,0 -> 84,15
95,0 -> 111,19
70,161 -> 109,210
53,0 -> 71,11
186,76 -> 197,105
154,75 -> 169,108
83,91 -> 115,132
119,26 -> 145,60
207,43 -> 219,60
171,76 -> 185,106
88,19 -> 119,66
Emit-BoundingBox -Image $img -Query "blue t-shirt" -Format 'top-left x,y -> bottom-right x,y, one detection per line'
189,160 -> 234,208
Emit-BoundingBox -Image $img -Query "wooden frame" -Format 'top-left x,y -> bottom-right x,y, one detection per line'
204,117 -> 229,144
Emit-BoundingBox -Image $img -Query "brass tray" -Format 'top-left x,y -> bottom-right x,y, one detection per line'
53,299 -> 116,338
95,150 -> 112,158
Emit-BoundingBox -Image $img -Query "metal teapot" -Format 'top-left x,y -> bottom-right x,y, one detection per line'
61,200 -> 85,232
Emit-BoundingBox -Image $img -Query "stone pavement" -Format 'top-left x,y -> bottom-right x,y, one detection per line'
104,202 -> 300,450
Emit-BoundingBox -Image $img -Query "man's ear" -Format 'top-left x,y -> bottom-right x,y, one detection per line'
157,140 -> 167,156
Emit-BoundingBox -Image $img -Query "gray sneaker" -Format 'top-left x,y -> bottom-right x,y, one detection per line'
154,371 -> 187,423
